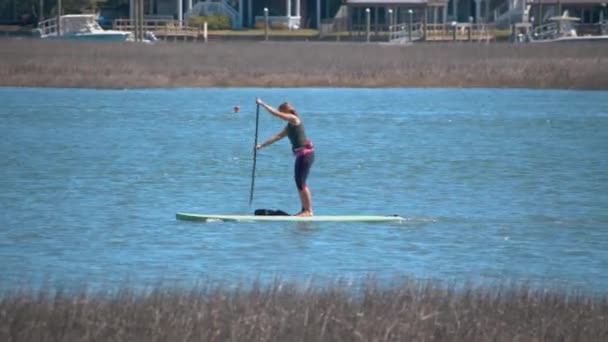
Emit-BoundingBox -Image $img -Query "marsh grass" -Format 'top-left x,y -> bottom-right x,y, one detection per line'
1,39 -> 607,89
1,279 -> 607,342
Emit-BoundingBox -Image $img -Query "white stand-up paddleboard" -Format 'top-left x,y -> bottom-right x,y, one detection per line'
176,213 -> 406,223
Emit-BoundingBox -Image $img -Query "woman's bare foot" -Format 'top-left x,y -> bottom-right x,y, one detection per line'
295,210 -> 313,217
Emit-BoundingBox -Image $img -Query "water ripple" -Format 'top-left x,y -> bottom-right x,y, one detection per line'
0,87 -> 607,292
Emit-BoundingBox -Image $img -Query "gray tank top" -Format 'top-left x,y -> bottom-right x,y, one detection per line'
286,122 -> 307,150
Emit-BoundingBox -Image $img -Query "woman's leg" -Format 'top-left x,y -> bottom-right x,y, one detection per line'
297,187 -> 313,216
294,152 -> 314,216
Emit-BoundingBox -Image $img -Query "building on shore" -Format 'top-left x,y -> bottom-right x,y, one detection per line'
128,0 -> 344,29
2,0 -> 605,34
127,0 -> 473,29
114,0 -> 606,39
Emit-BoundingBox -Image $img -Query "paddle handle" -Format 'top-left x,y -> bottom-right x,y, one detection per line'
249,103 -> 260,206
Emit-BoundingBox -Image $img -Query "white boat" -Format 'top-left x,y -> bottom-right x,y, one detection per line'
37,14 -> 131,41
527,12 -> 608,43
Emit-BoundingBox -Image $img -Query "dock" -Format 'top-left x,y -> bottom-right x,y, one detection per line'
114,19 -> 207,42
112,18 -> 496,43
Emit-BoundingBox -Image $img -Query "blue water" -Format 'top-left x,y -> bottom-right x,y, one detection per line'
1,87 -> 607,293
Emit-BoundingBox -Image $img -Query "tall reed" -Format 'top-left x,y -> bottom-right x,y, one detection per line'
1,39 -> 607,89
1,279 -> 607,341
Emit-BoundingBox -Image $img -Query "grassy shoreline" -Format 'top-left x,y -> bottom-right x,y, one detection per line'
2,279 -> 607,341
1,38 -> 608,90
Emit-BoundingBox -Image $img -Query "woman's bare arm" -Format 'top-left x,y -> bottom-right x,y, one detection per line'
257,128 -> 287,149
257,99 -> 300,125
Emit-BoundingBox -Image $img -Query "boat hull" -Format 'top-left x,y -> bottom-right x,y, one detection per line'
529,35 -> 608,43
46,32 -> 130,41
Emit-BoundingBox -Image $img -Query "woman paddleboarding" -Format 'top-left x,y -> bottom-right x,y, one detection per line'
255,99 -> 315,217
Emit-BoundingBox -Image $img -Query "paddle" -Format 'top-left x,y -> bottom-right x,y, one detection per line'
249,102 -> 260,206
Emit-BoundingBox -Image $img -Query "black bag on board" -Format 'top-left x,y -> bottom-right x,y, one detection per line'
254,209 -> 290,216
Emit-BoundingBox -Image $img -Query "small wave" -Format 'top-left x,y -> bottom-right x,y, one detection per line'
395,216 -> 439,224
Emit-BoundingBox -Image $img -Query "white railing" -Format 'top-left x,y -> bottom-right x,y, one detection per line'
114,18 -> 206,35
424,23 -> 495,41
529,22 -> 558,41
38,17 -> 58,37
388,23 -> 423,42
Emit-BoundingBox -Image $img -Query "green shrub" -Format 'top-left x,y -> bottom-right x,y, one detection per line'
189,15 -> 231,30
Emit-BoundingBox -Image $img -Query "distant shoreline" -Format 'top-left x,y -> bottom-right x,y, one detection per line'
1,39 -> 607,90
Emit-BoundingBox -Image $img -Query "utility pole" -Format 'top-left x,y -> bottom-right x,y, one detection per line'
365,7 -> 370,42
139,0 -> 144,41
57,0 -> 62,36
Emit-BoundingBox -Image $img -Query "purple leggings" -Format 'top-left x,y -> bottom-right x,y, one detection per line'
294,150 -> 314,191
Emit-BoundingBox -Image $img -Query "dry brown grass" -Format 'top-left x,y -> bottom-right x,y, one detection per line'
1,38 -> 607,89
1,280 -> 607,342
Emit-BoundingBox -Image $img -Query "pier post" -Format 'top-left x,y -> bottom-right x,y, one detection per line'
204,22 -> 208,43
248,0 -> 253,27
287,0 -> 291,30
139,0 -> 144,41
264,7 -> 269,40
57,0 -> 62,36
601,4 -> 606,35
296,0 -> 301,28
423,7 -> 428,40
388,9 -> 393,40
178,0 -> 183,28
134,0 -> 139,41
374,7 -> 379,36
408,9 -> 413,42
365,8 -> 371,42
317,0 -> 321,29
134,0 -> 138,41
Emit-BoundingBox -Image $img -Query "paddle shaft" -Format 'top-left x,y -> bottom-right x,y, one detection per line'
249,103 -> 260,206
